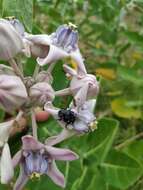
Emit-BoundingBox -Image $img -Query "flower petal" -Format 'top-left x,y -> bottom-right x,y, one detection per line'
44,105 -> 59,119
12,150 -> 22,168
22,135 -> 44,151
26,34 -> 51,46
47,160 -> 65,188
73,120 -> 89,132
84,99 -> 97,113
13,163 -> 28,190
0,120 -> 14,147
45,146 -> 79,161
0,143 -> 14,184
73,83 -> 89,107
0,19 -> 23,60
37,45 -> 68,66
45,129 -> 74,146
70,49 -> 87,76
63,64 -> 77,77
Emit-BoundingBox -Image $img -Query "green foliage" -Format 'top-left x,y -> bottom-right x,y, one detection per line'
2,0 -> 33,31
1,0 -> 143,189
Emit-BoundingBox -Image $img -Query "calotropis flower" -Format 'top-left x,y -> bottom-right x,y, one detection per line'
0,19 -> 23,61
12,135 -> 79,190
29,82 -> 55,106
0,120 -> 14,184
25,23 -> 87,76
55,65 -> 99,107
0,75 -> 28,112
44,99 -> 97,145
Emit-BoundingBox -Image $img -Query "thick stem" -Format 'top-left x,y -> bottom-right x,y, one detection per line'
33,64 -> 40,78
55,88 -> 71,96
8,59 -> 24,80
47,62 -> 56,73
115,132 -> 143,150
45,129 -> 75,146
31,109 -> 38,139
15,110 -> 24,122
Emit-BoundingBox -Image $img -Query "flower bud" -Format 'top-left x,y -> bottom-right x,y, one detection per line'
35,71 -> 53,84
7,18 -> 25,36
0,19 -> 23,60
29,82 -> 55,106
0,75 -> 28,112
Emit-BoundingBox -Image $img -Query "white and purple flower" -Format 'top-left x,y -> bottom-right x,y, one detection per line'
25,23 -> 87,76
29,82 -> 55,106
44,99 -> 97,145
55,65 -> 99,107
13,135 -> 79,190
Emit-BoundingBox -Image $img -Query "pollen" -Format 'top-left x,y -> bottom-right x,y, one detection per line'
68,22 -> 77,30
30,172 -> 41,180
89,121 -> 98,131
5,16 -> 15,20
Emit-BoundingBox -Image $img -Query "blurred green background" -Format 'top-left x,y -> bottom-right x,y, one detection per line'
1,0 -> 143,189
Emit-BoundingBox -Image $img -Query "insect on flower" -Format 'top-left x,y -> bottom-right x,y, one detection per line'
58,109 -> 77,127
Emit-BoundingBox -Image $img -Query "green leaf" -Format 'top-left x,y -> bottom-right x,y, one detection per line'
2,0 -> 33,32
123,140 -> 143,166
111,98 -> 142,119
123,30 -> 143,47
2,0 -> 17,16
118,65 -> 143,86
84,118 -> 119,164
86,168 -> 109,190
17,0 -> 33,32
100,150 -> 142,189
52,61 -> 71,108
0,0 -> 3,16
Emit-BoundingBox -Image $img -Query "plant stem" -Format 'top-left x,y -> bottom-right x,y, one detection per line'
55,88 -> 71,96
33,64 -> 40,78
31,109 -> 38,139
47,62 -> 56,73
8,59 -> 24,80
15,110 -> 24,122
115,132 -> 143,150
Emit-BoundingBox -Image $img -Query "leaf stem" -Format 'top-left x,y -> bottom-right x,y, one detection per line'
115,132 -> 143,150
31,109 -> 38,139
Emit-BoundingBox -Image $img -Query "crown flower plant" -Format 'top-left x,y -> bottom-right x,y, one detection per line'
0,17 -> 99,190
13,135 -> 78,190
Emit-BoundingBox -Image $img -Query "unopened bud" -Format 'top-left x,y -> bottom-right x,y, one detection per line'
0,75 -> 28,112
30,82 -> 55,106
0,19 -> 23,60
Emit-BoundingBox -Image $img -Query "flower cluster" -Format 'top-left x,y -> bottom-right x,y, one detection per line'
0,18 -> 99,190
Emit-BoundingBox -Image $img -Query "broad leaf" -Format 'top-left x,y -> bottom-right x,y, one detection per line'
100,150 -> 142,189
84,118 -> 119,164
